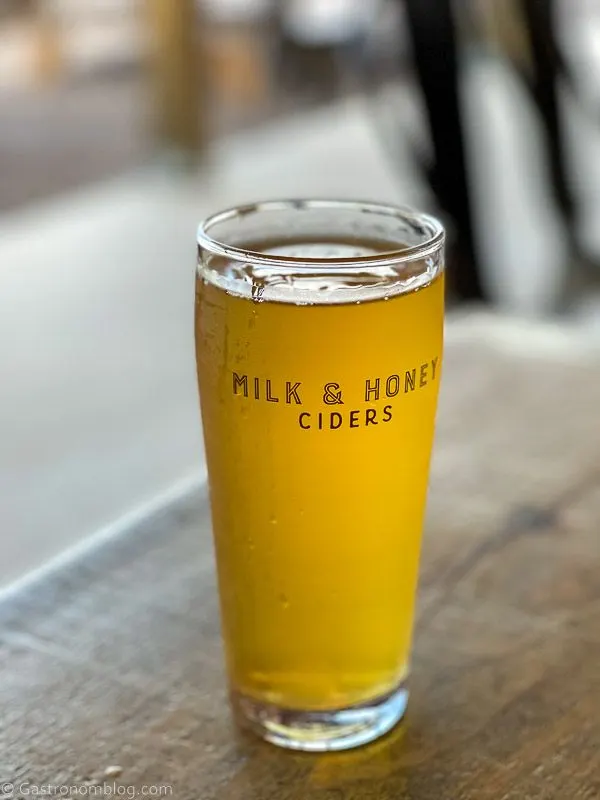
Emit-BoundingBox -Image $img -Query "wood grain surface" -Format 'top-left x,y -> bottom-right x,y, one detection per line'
2,322 -> 600,799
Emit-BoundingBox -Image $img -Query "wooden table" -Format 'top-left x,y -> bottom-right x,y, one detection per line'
2,317 -> 600,799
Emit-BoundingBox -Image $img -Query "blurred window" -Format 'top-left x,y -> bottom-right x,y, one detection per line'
282,0 -> 380,46
202,0 -> 272,24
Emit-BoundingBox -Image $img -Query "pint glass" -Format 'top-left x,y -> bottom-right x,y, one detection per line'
195,200 -> 445,751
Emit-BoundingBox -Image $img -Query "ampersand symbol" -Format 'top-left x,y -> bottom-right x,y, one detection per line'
323,382 -> 344,405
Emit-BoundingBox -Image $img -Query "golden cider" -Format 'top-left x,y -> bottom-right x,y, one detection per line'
195,243 -> 444,712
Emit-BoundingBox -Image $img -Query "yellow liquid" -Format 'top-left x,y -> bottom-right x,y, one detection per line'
195,252 -> 444,712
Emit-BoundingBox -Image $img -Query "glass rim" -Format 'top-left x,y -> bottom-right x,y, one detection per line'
197,199 -> 445,271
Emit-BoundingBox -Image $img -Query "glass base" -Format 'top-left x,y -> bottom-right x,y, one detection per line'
232,681 -> 408,752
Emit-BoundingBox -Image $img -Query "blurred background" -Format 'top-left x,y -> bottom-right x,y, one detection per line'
2,0 -> 600,587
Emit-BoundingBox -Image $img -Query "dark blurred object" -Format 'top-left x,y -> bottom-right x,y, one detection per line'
516,0 -> 599,304
519,0 -> 572,221
403,0 -> 488,303
398,0 -> 600,307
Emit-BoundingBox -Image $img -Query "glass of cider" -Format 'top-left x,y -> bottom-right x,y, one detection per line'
195,200 -> 445,751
